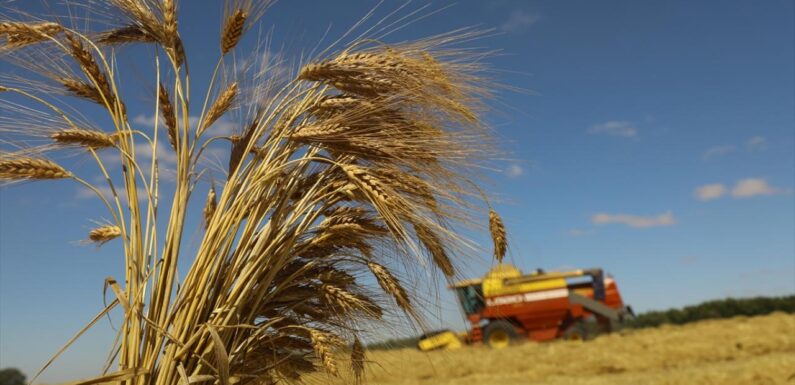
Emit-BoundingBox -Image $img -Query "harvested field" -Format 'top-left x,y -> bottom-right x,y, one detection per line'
319,313 -> 795,385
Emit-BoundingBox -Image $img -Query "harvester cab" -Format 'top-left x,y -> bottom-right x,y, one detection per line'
450,264 -> 633,349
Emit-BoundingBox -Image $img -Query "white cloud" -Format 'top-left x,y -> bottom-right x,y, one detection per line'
587,121 -> 637,138
505,164 -> 524,178
731,178 -> 783,198
501,10 -> 540,33
702,145 -> 735,159
746,136 -> 767,151
591,211 -> 676,228
694,183 -> 727,201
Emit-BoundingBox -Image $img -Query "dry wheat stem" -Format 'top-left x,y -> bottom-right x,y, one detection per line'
0,5 -> 505,385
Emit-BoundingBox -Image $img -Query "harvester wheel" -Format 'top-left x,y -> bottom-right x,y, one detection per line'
563,321 -> 589,341
484,320 -> 517,349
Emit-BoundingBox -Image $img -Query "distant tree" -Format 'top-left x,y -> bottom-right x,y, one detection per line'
0,368 -> 26,385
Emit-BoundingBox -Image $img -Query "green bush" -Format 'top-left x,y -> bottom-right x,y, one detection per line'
0,368 -> 26,385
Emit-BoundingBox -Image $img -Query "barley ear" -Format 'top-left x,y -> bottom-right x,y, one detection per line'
414,223 -> 454,277
158,83 -> 178,150
51,129 -> 116,149
367,262 -> 412,312
221,9 -> 247,54
309,330 -> 339,376
203,185 -> 217,229
351,337 -> 365,384
88,225 -> 122,245
489,209 -> 507,263
0,158 -> 71,180
202,83 -> 238,133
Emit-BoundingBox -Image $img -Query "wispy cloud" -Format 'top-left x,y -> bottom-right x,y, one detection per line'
501,10 -> 540,33
504,164 -> 524,178
694,178 -> 788,201
731,178 -> 785,198
587,121 -> 637,138
702,145 -> 735,159
746,136 -> 767,151
76,183 -> 149,203
591,210 -> 675,228
694,183 -> 727,201
703,136 -> 768,160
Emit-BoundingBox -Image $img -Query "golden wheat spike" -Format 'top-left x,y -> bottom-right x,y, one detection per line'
203,185 -> 217,229
341,164 -> 396,207
351,337 -> 365,384
51,129 -> 116,149
414,223 -> 454,277
65,33 -> 113,102
202,82 -> 238,132
163,0 -> 177,44
221,9 -> 247,54
309,329 -> 340,376
489,209 -> 507,263
368,261 -> 412,312
0,21 -> 62,47
97,25 -> 156,45
88,225 -> 122,245
0,157 -> 71,180
158,83 -> 178,150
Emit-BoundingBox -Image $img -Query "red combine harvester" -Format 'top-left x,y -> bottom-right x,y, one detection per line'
450,264 -> 633,348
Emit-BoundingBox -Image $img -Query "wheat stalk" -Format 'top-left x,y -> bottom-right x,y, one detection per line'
1,5 -> 505,385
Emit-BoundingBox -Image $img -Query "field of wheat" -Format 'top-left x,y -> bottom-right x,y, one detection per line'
315,313 -> 795,385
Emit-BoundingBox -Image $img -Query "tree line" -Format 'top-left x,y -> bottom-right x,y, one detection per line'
625,294 -> 794,328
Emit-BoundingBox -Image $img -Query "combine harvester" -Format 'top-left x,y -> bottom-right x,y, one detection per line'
419,264 -> 634,350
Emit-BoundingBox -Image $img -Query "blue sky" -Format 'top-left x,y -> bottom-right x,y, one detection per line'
1,0 -> 793,381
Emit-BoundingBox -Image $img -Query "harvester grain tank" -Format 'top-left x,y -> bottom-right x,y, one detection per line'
448,264 -> 633,349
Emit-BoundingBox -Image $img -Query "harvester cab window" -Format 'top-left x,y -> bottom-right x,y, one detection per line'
455,285 -> 484,315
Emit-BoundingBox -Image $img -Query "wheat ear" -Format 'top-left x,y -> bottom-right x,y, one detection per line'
489,209 -> 507,263
221,9 -> 247,54
0,158 -> 71,180
51,129 -> 116,149
88,225 -> 122,245
309,330 -> 340,376
202,83 -> 238,132
158,83 -> 178,150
